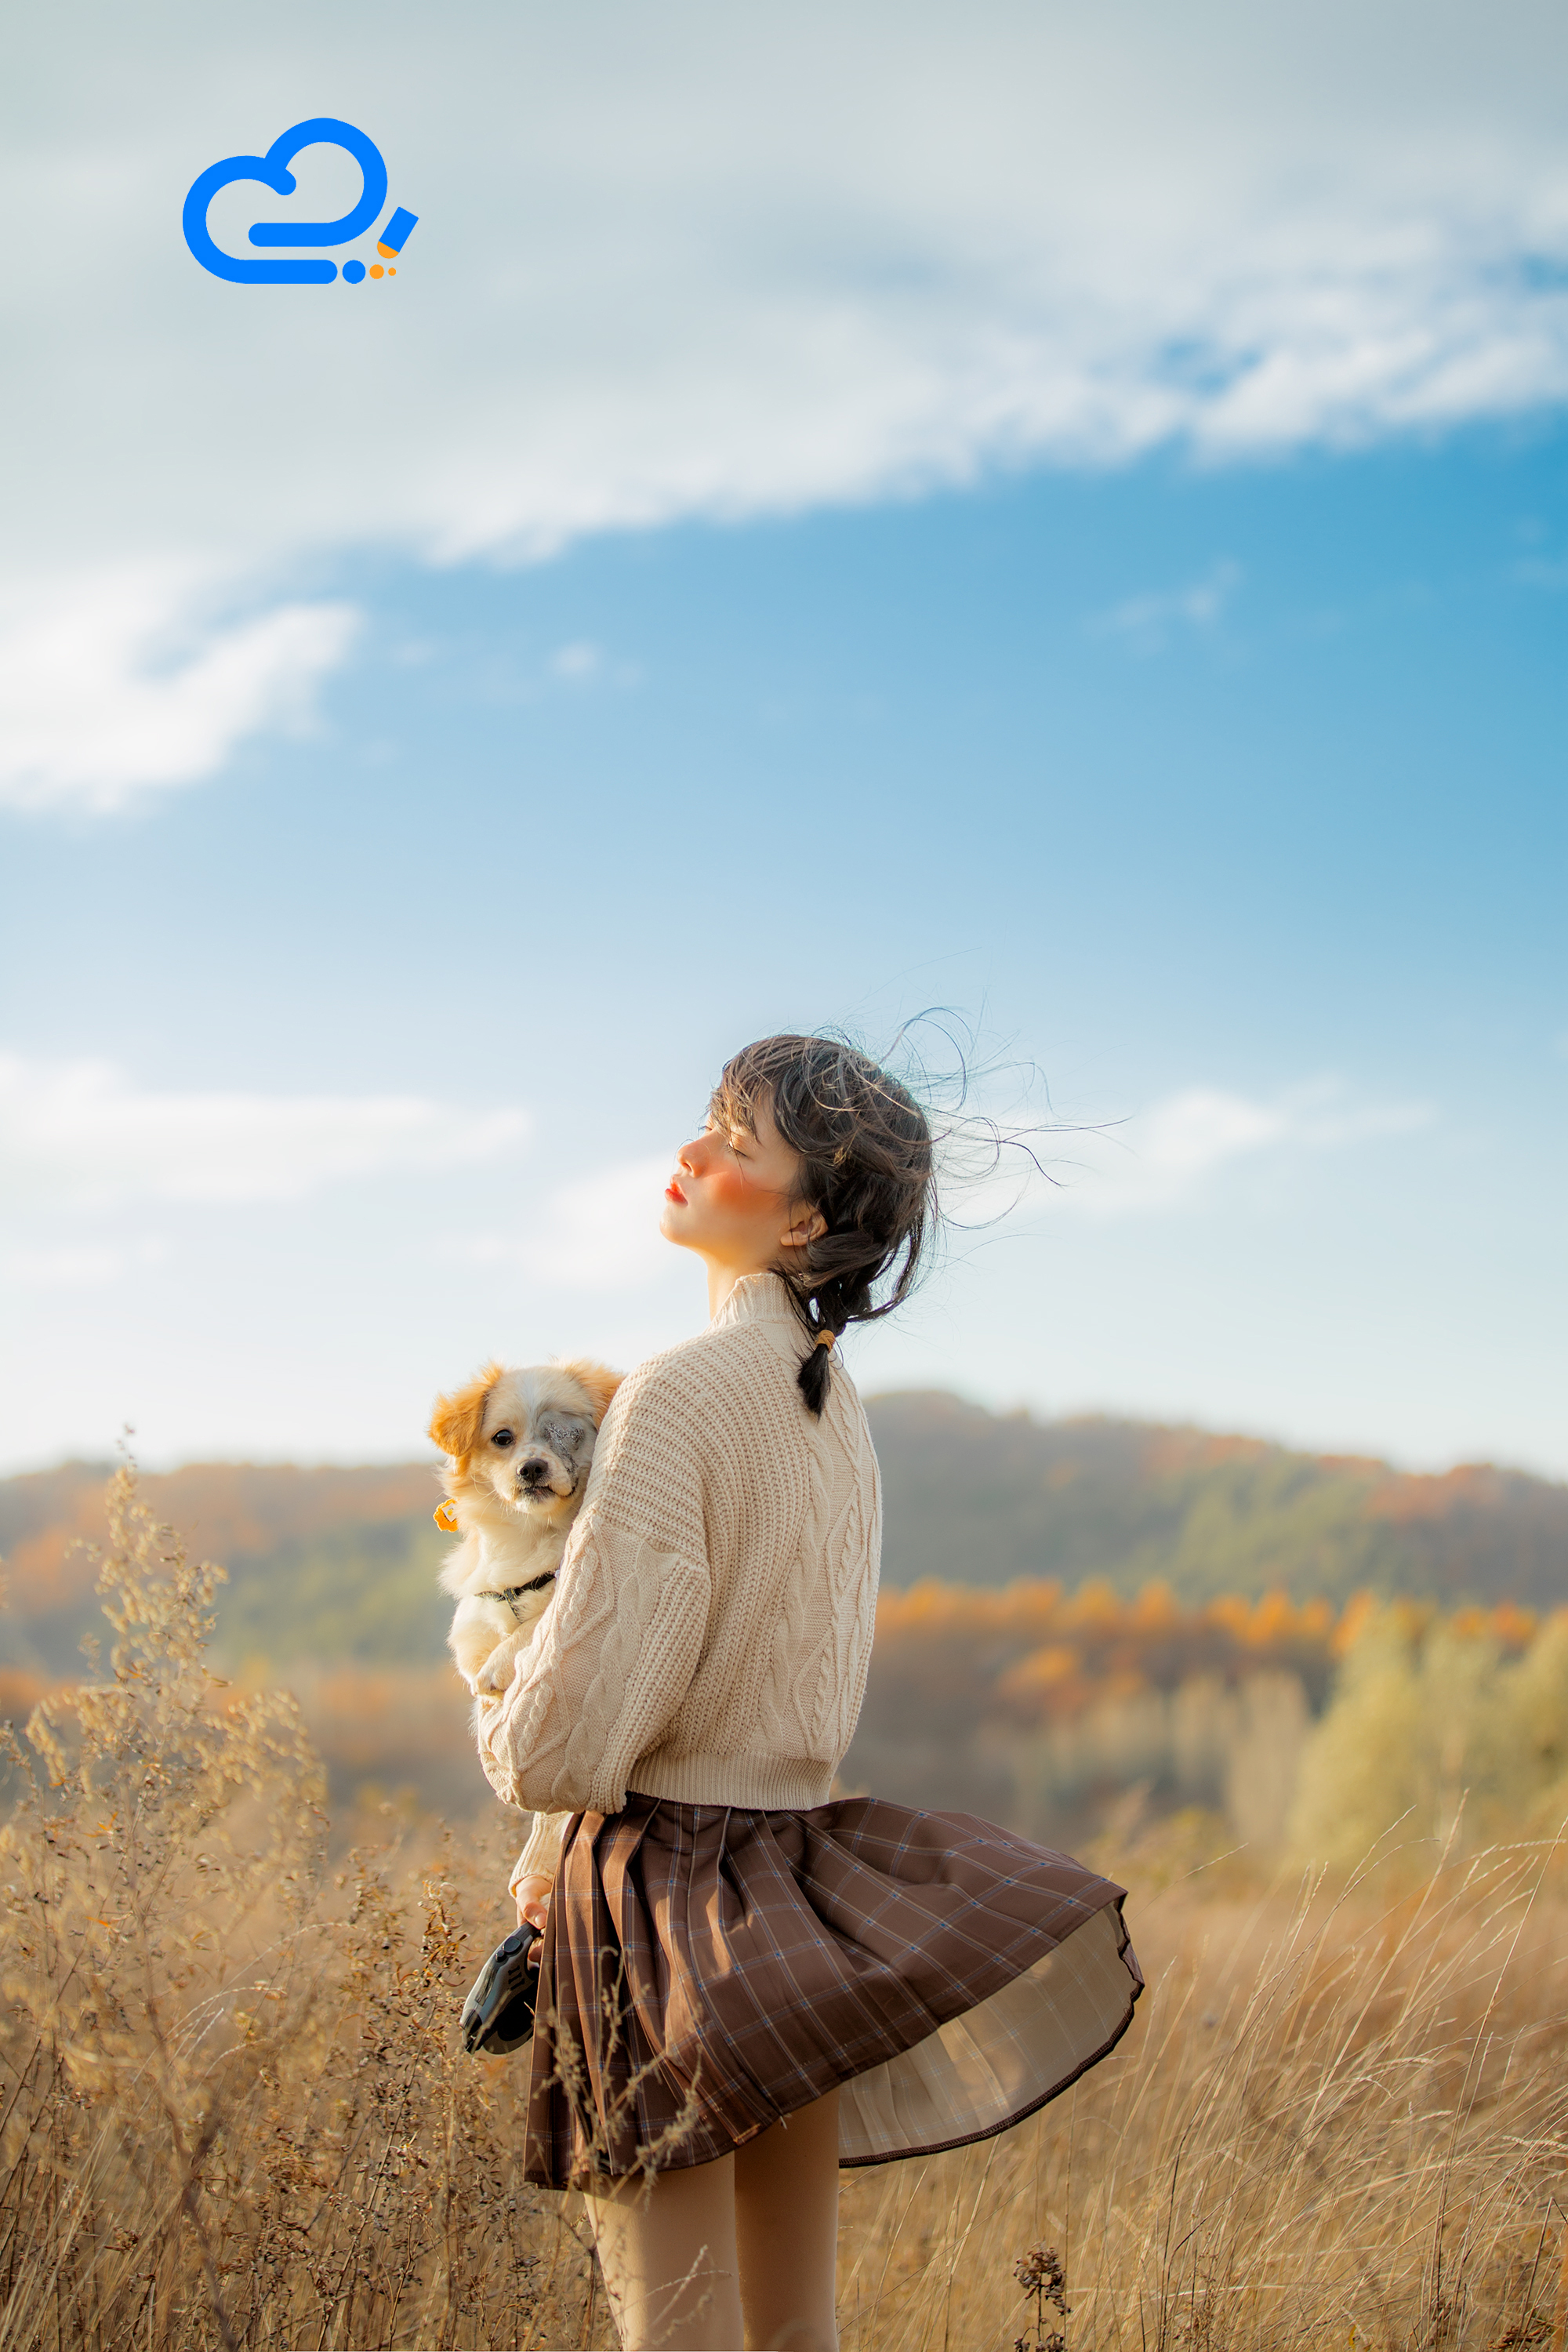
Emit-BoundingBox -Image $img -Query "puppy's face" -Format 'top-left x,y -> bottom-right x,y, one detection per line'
430,1358 -> 622,1527
472,1370 -> 597,1523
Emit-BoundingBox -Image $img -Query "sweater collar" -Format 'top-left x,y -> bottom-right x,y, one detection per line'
708,1271 -> 802,1333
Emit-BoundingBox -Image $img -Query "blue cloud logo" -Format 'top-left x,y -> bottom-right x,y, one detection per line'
182,118 -> 414,285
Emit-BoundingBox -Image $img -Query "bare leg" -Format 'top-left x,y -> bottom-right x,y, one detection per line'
733,2088 -> 840,2352
583,2153 -> 745,2351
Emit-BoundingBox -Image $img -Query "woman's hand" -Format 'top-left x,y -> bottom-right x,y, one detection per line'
515,1874 -> 552,1936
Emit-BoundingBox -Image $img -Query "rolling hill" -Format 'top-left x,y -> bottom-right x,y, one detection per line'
2,1397 -> 1565,1682
869,1394 -> 1568,1606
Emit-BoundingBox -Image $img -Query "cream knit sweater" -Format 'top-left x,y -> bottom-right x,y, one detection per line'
475,1272 -> 882,1888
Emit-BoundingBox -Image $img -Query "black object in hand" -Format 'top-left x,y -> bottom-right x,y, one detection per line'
459,1922 -> 542,2055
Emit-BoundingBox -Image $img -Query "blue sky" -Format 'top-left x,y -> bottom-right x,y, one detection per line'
2,2 -> 1564,1474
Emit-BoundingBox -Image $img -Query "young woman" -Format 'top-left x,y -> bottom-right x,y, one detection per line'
476,1033 -> 1142,2352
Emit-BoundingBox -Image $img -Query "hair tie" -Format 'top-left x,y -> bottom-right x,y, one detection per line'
814,1327 -> 836,1348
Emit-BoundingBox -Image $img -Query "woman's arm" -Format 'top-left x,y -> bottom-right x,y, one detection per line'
511,1809 -> 572,1890
475,1519 -> 709,1813
473,1362 -> 712,1817
511,1818 -> 567,1930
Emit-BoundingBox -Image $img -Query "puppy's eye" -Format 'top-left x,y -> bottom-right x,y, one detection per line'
491,1428 -> 515,1450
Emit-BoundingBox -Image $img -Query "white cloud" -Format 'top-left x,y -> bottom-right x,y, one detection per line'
947,1080 -> 1434,1225
0,572 -> 358,811
443,1156 -> 673,1290
0,1054 -> 529,1207
5,1 -> 1568,800
1055,1083 -> 1434,1216
1135,1087 -> 1288,1177
550,641 -> 603,681
1093,561 -> 1242,647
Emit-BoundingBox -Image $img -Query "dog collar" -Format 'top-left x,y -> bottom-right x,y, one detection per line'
478,1571 -> 557,1606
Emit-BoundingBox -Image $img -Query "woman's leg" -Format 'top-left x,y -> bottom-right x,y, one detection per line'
733,2087 -> 840,2352
583,2152 -> 745,2351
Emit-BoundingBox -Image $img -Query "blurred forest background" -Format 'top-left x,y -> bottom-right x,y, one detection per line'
5,1389 -> 1568,1865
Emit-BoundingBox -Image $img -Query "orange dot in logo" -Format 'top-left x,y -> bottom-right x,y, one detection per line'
369,263 -> 384,278
389,267 -> 396,275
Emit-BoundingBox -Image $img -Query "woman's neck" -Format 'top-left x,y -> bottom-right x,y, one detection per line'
706,1258 -> 789,1319
706,1260 -> 753,1319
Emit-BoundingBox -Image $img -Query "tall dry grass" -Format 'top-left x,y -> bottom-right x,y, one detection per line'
839,1832 -> 1568,2352
4,1469 -> 1568,2350
0,1466 -> 600,2351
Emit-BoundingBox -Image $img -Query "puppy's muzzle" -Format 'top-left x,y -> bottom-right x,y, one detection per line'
517,1455 -> 575,1501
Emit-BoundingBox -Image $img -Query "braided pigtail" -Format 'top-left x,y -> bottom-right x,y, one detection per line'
798,1306 -> 840,1417
794,1272 -> 864,1414
710,1035 -> 936,1417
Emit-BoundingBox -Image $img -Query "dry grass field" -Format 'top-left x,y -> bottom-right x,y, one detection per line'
836,1842 -> 1568,2352
3,1471 -> 1568,2350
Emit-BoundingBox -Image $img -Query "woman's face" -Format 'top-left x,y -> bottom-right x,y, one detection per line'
660,1091 -> 825,1277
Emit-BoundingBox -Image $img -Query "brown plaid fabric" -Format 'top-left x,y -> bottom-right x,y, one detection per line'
521,1794 -> 1142,2187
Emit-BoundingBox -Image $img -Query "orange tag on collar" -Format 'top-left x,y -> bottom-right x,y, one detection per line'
434,1499 -> 459,1533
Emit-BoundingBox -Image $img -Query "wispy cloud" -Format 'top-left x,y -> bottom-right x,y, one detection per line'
0,1054 -> 529,1208
442,1156 -> 674,1291
548,641 -> 643,691
1054,1082 -> 1434,1216
947,1080 -> 1435,1226
549,641 -> 604,682
0,573 -> 359,812
1091,561 -> 1242,649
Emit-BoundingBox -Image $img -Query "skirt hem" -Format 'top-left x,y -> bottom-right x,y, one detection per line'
836,1946 -> 1140,2168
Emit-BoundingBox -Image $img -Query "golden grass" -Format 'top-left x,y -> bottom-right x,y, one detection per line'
838,1838 -> 1568,2352
4,1469 -> 1568,2350
0,1466 -> 600,2351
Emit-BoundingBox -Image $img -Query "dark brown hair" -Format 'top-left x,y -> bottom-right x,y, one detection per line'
711,1033 -> 935,1415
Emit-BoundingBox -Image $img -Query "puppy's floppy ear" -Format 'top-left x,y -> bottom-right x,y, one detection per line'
429,1359 -> 506,1466
556,1359 -> 624,1429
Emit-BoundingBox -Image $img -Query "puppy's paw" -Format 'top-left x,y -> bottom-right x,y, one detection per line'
474,1634 -> 526,1697
451,1632 -> 500,1686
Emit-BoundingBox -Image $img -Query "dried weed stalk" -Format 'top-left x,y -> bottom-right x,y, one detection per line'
1014,2241 -> 1069,2352
0,1465 -> 604,2350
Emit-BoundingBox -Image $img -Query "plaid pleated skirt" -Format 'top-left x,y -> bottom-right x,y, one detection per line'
521,1792 -> 1142,2187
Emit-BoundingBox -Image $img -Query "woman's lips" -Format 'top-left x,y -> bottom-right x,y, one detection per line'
665,1178 -> 687,1203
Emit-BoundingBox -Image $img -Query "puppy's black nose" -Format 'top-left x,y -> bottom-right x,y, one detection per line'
518,1457 -> 552,1490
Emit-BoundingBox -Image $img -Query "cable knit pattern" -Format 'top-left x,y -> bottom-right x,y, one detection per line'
478,1273 -> 882,1891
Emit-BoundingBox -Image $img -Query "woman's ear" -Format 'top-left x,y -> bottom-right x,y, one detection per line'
557,1359 -> 625,1428
780,1205 -> 829,1250
429,1360 -> 505,1465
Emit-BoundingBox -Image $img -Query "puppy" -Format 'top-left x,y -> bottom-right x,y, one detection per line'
428,1357 -> 622,1698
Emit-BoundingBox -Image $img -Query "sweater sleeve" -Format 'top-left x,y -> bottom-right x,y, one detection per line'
510,1812 -> 572,1892
474,1361 -> 713,1818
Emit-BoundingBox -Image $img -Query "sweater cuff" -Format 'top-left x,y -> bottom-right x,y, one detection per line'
510,1810 -> 571,1893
